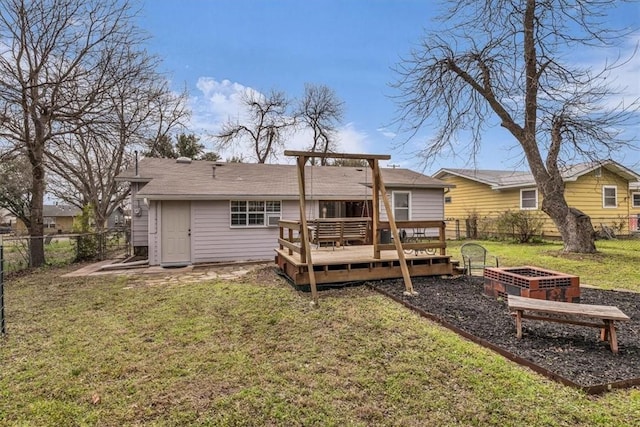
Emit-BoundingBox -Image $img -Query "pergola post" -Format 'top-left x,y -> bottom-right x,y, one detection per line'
295,155 -> 319,306
285,150 -> 417,302
369,159 -> 415,295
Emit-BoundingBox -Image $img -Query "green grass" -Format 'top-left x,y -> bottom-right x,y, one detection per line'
1,238 -> 77,273
447,239 -> 640,292
1,266 -> 639,426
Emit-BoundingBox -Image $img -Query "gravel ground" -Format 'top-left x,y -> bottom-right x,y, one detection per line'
371,276 -> 640,389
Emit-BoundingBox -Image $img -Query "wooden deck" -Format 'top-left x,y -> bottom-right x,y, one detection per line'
275,244 -> 455,286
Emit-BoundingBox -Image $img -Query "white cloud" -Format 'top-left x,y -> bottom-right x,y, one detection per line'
336,123 -> 370,154
576,32 -> 640,111
189,77 -> 257,134
188,77 -> 374,163
376,127 -> 397,139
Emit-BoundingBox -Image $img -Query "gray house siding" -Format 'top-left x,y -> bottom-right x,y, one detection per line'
106,207 -> 125,229
131,182 -> 149,247
190,199 -> 303,264
283,200 -> 303,220
148,200 -> 160,265
144,199 -> 304,266
410,189 -> 445,219
379,188 -> 444,221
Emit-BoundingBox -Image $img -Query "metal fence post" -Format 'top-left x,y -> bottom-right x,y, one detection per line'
1,234 -> 5,335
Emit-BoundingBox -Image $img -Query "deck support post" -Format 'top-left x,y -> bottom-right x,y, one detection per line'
369,159 -> 415,295
295,155 -> 319,306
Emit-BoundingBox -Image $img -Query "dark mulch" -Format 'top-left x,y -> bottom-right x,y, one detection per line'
370,276 -> 640,390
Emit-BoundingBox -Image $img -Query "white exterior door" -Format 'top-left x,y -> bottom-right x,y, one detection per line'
161,201 -> 191,266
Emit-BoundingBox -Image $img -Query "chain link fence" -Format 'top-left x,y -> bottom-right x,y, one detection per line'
0,229 -> 130,275
1,235 -> 5,335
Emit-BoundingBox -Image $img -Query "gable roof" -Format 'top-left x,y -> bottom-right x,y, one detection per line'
434,160 -> 640,190
117,158 -> 452,200
43,205 -> 81,217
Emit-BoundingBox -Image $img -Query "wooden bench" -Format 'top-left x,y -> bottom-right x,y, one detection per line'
508,295 -> 630,354
313,221 -> 342,249
341,219 -> 368,245
312,219 -> 369,249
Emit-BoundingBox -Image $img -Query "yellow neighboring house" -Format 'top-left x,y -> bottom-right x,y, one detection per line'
15,204 -> 81,235
434,160 -> 640,238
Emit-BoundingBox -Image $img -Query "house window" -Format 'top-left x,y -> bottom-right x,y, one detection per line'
632,193 -> 640,208
44,217 -> 56,229
444,196 -> 452,204
520,188 -> 538,210
602,186 -> 617,208
392,191 -> 410,221
230,200 -> 281,227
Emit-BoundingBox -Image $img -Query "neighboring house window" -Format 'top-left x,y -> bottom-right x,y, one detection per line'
520,188 -> 538,210
444,196 -> 452,204
602,186 -> 617,208
44,217 -> 56,229
632,193 -> 640,208
230,200 -> 281,227
392,191 -> 410,221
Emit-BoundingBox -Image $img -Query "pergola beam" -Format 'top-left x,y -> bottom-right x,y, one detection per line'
284,150 -> 391,161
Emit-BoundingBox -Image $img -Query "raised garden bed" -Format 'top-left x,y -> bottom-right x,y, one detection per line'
371,276 -> 640,394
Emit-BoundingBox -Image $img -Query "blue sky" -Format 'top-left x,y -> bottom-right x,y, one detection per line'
137,0 -> 640,173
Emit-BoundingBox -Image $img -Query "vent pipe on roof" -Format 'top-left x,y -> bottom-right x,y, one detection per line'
212,165 -> 216,178
134,150 -> 138,176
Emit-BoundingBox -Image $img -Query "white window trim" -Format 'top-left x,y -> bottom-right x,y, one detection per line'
632,192 -> 640,208
602,186 -> 617,209
391,191 -> 411,221
229,200 -> 282,228
519,188 -> 538,210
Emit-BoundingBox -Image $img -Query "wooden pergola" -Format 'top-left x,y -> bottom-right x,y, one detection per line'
284,150 -> 418,306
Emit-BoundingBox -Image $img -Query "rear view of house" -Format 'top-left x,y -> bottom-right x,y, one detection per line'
117,157 -> 451,267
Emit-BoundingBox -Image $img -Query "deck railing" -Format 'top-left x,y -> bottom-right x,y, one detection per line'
377,220 -> 447,256
279,218 -> 447,261
278,220 -> 310,263
278,218 -> 373,263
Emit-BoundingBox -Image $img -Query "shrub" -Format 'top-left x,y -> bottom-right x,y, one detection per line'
495,210 -> 545,243
72,205 -> 100,261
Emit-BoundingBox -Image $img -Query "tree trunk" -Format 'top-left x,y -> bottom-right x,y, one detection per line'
541,193 -> 596,253
29,159 -> 45,267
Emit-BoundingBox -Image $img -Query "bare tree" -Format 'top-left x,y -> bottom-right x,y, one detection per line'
143,84 -> 191,157
0,0 -> 149,266
394,0 -> 639,253
296,84 -> 344,165
216,89 -> 294,163
46,51 -> 188,230
0,151 -> 32,228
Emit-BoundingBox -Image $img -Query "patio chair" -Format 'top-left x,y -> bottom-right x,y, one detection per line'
460,243 -> 499,276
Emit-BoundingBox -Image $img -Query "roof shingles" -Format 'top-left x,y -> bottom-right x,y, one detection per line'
118,158 -> 451,200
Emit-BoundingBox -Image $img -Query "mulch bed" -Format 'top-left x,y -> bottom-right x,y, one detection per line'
370,276 -> 640,393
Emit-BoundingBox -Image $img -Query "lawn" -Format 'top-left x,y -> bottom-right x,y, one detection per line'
1,237 -> 77,273
446,238 -> 640,292
1,262 -> 639,426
